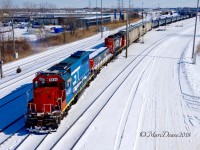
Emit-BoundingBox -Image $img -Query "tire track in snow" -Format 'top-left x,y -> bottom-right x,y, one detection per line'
130,26 -> 195,150
132,36 -> 170,150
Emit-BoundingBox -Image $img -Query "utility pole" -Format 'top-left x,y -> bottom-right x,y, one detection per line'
0,48 -> 3,79
126,10 -> 129,58
96,0 -> 98,32
192,0 -> 199,64
12,17 -> 17,59
101,0 -> 103,38
141,2 -> 144,44
129,0 -> 132,27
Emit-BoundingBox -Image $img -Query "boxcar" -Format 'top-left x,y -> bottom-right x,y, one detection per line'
172,16 -> 177,22
166,17 -> 172,24
145,21 -> 152,32
158,18 -> 166,26
152,20 -> 159,28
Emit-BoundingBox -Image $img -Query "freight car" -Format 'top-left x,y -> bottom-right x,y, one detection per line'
108,22 -> 144,49
176,15 -> 181,21
172,16 -> 177,22
166,17 -> 172,24
158,18 -> 166,26
152,20 -> 159,28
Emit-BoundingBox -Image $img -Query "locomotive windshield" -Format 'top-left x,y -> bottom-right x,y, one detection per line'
34,80 -> 58,88
40,81 -> 58,87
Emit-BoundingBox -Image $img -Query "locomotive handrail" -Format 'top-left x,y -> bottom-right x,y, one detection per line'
28,103 -> 37,113
57,90 -> 65,101
56,90 -> 65,109
43,104 -> 54,113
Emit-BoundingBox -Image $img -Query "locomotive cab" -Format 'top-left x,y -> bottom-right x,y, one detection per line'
26,71 -> 67,131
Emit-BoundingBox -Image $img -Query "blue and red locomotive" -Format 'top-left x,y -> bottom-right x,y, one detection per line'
25,48 -> 113,131
26,51 -> 92,131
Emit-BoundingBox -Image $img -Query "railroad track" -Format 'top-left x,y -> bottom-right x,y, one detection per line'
2,32 -> 108,75
0,39 -> 104,87
0,127 -> 29,149
2,39 -> 103,76
33,33 -> 178,150
0,40 -> 105,101
0,116 -> 26,147
0,85 -> 32,107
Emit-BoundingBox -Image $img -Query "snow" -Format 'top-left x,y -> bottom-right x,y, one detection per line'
89,47 -> 107,59
1,16 -> 200,150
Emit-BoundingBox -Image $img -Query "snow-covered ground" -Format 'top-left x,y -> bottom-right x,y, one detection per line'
1,17 -> 200,150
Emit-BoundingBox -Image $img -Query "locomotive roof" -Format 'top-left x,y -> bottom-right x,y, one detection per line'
41,51 -> 89,79
50,51 -> 88,69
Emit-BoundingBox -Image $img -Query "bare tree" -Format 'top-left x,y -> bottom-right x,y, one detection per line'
0,0 -> 13,78
39,2 -> 56,13
0,0 -> 13,17
0,0 -> 12,9
23,0 -> 37,15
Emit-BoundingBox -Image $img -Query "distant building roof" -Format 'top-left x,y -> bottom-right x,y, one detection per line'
81,15 -> 111,20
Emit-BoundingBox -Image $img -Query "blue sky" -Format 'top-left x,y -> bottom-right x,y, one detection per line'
14,0 -> 198,8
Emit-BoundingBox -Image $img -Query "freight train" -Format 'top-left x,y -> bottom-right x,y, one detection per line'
25,14 -> 192,132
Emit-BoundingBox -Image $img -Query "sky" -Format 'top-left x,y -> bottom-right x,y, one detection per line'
13,0 -> 199,8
